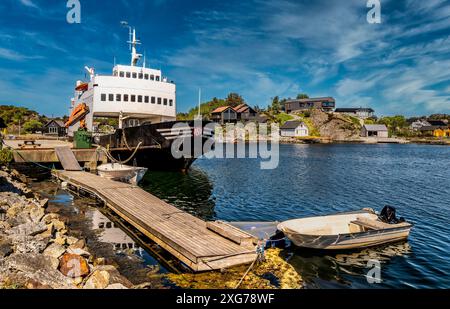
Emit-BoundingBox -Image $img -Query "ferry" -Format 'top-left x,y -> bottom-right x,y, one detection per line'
67,22 -> 213,171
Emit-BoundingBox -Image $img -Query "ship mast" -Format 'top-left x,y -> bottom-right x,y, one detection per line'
121,21 -> 142,66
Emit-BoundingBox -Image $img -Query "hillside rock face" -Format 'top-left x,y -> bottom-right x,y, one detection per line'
308,110 -> 361,140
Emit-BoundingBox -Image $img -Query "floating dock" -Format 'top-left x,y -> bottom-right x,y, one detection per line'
52,170 -> 258,272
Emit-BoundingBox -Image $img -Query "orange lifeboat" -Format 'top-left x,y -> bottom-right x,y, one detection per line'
75,82 -> 89,92
65,103 -> 90,129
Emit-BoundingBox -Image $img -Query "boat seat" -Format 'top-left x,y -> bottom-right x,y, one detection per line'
351,218 -> 393,230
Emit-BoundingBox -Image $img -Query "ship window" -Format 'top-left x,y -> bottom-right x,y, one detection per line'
132,72 -> 137,79
131,95 -> 136,102
169,99 -> 173,106
144,74 -> 149,80
116,94 -> 121,102
101,94 -> 106,101
163,98 -> 168,106
138,95 -> 143,103
139,73 -> 143,79
144,96 -> 149,103
126,72 -> 131,78
124,94 -> 129,102
151,97 -> 156,104
157,97 -> 162,105
109,94 -> 114,102
119,72 -> 124,78
156,76 -> 160,81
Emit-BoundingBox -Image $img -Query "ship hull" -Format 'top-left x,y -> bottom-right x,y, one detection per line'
95,121 -> 214,171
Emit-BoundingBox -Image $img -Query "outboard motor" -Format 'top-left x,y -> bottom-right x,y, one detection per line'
379,205 -> 405,224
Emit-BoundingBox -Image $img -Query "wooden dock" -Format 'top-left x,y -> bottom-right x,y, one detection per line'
52,170 -> 258,272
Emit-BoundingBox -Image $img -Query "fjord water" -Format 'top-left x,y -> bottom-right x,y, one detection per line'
143,144 -> 450,288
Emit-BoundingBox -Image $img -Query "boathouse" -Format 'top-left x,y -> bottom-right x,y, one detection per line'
234,104 -> 258,121
361,124 -> 389,138
280,121 -> 309,137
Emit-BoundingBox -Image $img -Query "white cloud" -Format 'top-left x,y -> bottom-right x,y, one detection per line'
19,0 -> 38,9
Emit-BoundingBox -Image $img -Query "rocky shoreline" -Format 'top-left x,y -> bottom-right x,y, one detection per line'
0,168 -> 150,289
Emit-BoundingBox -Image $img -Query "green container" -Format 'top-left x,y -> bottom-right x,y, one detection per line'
74,130 -> 92,149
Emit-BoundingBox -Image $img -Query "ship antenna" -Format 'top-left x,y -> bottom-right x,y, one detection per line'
121,21 -> 142,66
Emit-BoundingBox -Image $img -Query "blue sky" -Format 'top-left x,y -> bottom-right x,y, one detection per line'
0,0 -> 449,117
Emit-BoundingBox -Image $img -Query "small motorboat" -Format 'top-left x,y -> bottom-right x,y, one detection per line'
97,163 -> 148,185
278,207 -> 413,250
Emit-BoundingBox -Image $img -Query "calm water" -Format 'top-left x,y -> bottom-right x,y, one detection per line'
143,144 -> 450,289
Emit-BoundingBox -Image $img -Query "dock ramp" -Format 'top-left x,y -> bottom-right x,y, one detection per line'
54,147 -> 82,171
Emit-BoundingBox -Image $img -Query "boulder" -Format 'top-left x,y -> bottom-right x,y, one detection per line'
5,253 -> 75,289
53,233 -> 67,246
59,253 -> 90,278
83,265 -> 133,289
43,243 -> 66,259
0,240 -> 13,258
50,219 -> 66,232
13,236 -> 48,254
66,236 -> 79,246
70,239 -> 86,250
67,247 -> 90,258
6,204 -> 23,218
7,222 -> 47,236
29,207 -> 45,223
41,213 -> 60,225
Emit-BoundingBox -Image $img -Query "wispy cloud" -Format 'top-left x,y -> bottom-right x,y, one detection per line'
19,0 -> 39,9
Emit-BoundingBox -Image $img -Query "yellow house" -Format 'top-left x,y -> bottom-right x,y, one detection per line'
433,128 -> 450,138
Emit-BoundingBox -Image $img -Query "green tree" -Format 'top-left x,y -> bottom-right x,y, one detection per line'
296,93 -> 309,99
23,120 -> 43,133
225,93 -> 245,107
271,96 -> 281,114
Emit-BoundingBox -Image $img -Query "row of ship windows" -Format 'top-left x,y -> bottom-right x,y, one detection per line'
101,93 -> 173,106
114,71 -> 161,81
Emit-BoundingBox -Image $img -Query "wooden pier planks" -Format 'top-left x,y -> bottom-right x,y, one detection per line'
53,170 -> 257,272
54,147 -> 82,171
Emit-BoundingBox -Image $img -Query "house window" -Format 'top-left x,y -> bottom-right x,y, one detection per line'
49,127 -> 58,134
144,74 -> 149,80
124,94 -> 129,102
169,99 -> 173,106
126,72 -> 131,78
119,72 -> 124,77
131,95 -> 136,102
163,98 -> 168,106
156,76 -> 160,81
138,95 -> 143,103
109,94 -> 114,102
150,75 -> 155,81
116,94 -> 121,102
101,94 -> 106,101
151,97 -> 156,104
157,97 -> 162,105
144,96 -> 149,103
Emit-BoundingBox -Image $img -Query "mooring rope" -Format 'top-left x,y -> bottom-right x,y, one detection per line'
98,142 -> 143,165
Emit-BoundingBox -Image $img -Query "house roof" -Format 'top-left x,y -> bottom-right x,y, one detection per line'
44,119 -> 65,128
427,120 -> 447,126
363,124 -> 388,131
335,108 -> 374,113
281,121 -> 307,130
234,104 -> 256,113
211,106 -> 234,114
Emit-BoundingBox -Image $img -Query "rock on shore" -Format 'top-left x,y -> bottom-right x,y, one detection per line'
0,168 -> 140,289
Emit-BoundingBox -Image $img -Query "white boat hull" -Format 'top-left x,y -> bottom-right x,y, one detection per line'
97,163 -> 148,185
278,210 -> 413,250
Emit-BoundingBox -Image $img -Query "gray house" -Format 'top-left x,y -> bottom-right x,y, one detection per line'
43,120 -> 67,137
285,97 -> 335,113
361,124 -> 388,138
211,106 -> 238,124
335,108 -> 375,119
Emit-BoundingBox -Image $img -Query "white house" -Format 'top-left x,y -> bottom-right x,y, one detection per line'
280,121 -> 309,137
